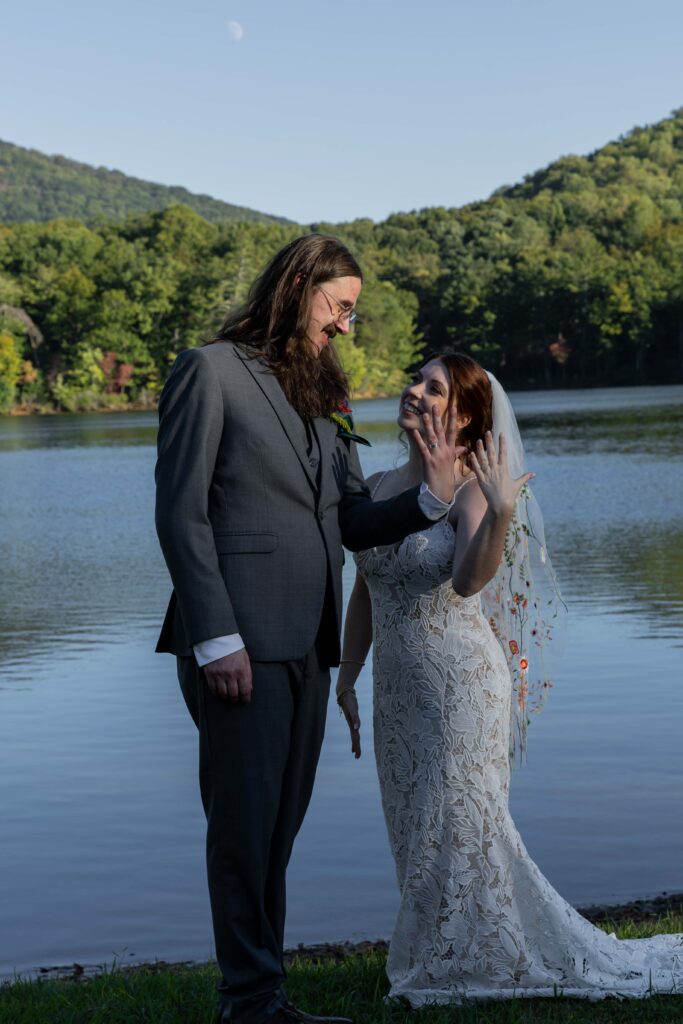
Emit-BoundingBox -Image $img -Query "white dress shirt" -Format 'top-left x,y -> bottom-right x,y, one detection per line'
193,482 -> 454,666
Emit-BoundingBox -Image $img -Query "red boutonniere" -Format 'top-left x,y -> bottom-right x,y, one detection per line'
329,402 -> 371,447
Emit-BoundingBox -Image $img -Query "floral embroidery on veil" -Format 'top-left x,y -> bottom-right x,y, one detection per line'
482,482 -> 566,764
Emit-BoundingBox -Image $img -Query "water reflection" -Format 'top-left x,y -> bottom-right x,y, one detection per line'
1,388 -> 682,670
518,402 -> 683,457
555,525 -> 683,642
0,444 -> 166,669
0,411 -> 158,452
0,385 -> 682,977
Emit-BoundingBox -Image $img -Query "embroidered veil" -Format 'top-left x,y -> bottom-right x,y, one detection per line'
481,372 -> 567,763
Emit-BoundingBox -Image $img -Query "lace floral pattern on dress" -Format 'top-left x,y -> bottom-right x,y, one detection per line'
355,520 -> 683,1005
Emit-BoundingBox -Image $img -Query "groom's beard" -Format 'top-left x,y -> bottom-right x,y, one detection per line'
273,334 -> 345,421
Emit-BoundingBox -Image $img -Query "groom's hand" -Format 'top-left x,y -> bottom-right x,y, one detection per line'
203,649 -> 253,704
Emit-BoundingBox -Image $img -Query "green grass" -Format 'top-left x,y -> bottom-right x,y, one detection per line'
3,917 -> 683,1024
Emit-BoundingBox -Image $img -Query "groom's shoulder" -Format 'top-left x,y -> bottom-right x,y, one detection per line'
176,341 -> 240,366
171,341 -> 246,381
161,344 -> 250,407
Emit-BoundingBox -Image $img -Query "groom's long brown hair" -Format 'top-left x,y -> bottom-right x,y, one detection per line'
209,234 -> 362,420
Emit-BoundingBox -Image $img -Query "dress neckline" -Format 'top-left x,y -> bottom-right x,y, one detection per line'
369,470 -> 473,559
370,515 -> 455,560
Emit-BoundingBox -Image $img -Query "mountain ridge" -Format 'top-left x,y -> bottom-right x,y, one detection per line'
0,139 -> 292,226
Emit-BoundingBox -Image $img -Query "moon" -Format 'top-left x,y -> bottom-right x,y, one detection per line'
228,20 -> 244,42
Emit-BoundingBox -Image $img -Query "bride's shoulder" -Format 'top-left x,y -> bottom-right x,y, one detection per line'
366,469 -> 391,498
366,470 -> 385,487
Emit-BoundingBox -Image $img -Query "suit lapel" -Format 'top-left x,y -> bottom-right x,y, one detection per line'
234,347 -> 318,493
312,416 -> 339,508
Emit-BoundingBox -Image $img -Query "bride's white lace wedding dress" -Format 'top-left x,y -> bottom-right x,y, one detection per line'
354,517 -> 683,1005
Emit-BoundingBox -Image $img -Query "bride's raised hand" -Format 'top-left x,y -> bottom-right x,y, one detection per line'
412,402 -> 467,504
470,431 -> 535,518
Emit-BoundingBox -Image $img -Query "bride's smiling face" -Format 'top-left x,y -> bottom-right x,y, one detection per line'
398,358 -> 453,434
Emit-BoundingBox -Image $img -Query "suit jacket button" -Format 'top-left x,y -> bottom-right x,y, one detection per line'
317,509 -> 325,520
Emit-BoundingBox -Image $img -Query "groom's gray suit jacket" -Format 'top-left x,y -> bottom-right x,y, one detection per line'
155,341 -> 430,664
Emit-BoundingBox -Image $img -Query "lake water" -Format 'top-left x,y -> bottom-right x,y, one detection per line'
1,384 -> 682,979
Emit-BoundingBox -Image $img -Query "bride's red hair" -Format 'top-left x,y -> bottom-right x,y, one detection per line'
419,351 -> 493,453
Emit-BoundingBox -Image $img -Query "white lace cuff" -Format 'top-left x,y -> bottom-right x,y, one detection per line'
418,481 -> 455,520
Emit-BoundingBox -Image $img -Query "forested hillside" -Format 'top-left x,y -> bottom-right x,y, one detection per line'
0,140 -> 288,226
0,211 -> 417,411
0,110 -> 682,413
338,107 -> 683,386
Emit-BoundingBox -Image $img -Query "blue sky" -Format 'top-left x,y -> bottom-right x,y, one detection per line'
2,0 -> 682,223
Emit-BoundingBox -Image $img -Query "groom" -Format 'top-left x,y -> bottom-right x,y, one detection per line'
155,234 -> 460,1024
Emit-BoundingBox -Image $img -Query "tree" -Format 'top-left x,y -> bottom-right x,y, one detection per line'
0,332 -> 22,412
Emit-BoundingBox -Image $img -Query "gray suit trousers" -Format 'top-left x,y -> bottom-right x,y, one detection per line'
178,641 -> 331,1024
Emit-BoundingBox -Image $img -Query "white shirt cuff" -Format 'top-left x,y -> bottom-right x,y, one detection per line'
418,480 -> 455,520
193,633 -> 245,666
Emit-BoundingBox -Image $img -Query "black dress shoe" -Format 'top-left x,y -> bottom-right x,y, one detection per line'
269,1001 -> 353,1024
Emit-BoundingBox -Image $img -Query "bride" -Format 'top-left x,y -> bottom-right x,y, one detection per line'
337,352 -> 683,1005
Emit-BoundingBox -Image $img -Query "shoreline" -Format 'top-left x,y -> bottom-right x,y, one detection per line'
16,890 -> 683,985
287,890 -> 683,964
5,379 -> 683,418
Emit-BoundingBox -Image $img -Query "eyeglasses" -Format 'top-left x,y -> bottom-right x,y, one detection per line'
317,285 -> 357,326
